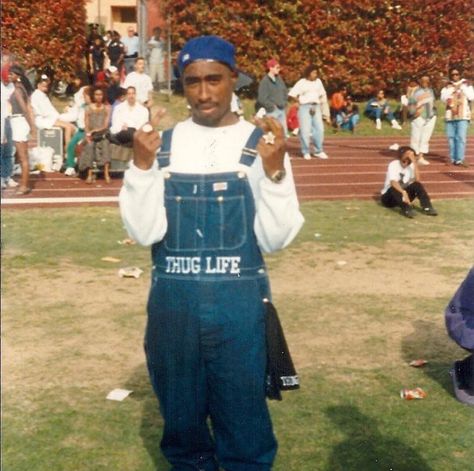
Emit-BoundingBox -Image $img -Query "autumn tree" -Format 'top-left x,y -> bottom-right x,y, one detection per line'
161,0 -> 473,96
1,0 -> 87,79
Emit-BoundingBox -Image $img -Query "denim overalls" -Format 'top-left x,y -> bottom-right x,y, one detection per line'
145,127 -> 277,471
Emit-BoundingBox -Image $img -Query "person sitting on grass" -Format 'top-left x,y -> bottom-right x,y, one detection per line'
335,95 -> 359,133
380,146 -> 437,218
365,89 -> 402,130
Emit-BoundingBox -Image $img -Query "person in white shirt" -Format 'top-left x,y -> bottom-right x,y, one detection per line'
31,76 -> 76,149
119,35 -> 303,471
109,86 -> 148,145
147,27 -> 165,91
123,57 -> 153,106
122,26 -> 140,74
440,67 -> 474,166
288,64 -> 330,160
381,146 -> 437,218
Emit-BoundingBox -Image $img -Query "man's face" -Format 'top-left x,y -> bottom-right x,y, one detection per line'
270,64 -> 280,76
377,90 -> 385,100
128,28 -> 134,37
420,76 -> 430,88
38,81 -> 49,93
400,151 -> 414,167
182,61 -> 237,127
111,71 -> 120,83
126,88 -> 136,105
135,59 -> 145,73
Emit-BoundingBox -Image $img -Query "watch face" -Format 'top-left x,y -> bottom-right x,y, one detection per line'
271,169 -> 286,183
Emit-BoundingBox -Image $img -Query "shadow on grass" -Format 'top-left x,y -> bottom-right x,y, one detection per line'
401,319 -> 454,396
125,364 -> 167,471
324,405 -> 432,471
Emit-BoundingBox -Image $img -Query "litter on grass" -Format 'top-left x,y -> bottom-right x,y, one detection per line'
117,238 -> 136,245
409,359 -> 428,367
106,389 -> 133,401
118,267 -> 143,279
101,256 -> 121,263
400,387 -> 427,400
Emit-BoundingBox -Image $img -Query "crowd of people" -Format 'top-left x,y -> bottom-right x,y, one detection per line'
0,26 -> 472,201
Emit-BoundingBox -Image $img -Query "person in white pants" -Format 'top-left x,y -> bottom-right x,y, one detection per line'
409,76 -> 437,165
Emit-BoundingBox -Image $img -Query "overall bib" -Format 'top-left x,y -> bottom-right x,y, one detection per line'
145,128 -> 277,471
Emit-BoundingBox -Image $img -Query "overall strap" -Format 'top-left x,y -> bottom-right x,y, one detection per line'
239,127 -> 264,167
156,128 -> 174,168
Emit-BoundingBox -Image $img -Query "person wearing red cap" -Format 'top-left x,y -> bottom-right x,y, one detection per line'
257,58 -> 289,135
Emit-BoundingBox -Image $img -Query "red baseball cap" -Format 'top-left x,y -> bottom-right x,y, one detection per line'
266,58 -> 280,70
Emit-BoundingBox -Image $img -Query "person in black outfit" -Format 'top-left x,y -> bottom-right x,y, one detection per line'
106,66 -> 123,105
88,37 -> 106,84
107,31 -> 125,74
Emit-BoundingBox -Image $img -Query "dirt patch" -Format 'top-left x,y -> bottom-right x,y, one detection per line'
3,232 -> 471,399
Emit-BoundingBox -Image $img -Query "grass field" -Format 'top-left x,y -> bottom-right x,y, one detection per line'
2,198 -> 474,470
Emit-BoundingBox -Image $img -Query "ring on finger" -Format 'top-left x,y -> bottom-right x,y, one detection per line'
263,131 -> 276,145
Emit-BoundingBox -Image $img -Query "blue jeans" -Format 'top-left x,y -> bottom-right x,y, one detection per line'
267,107 -> 288,136
446,120 -> 469,162
1,119 -> 13,180
337,113 -> 360,131
298,104 -> 324,155
365,107 -> 395,122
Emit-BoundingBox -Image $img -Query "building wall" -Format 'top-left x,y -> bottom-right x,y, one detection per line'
86,0 -> 137,36
86,0 -> 165,38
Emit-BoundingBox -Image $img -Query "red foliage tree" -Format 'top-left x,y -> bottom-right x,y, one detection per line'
1,0 -> 87,79
161,0 -> 473,96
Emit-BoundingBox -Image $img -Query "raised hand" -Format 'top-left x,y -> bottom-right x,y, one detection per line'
255,116 -> 286,178
132,106 -> 166,170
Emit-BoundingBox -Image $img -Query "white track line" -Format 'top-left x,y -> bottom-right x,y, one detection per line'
1,196 -> 119,205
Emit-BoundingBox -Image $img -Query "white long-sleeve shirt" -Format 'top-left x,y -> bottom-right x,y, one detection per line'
119,119 -> 304,253
31,89 -> 60,129
440,79 -> 474,121
110,100 -> 149,134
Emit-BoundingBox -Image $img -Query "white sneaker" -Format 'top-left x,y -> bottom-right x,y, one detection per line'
391,120 -> 402,130
64,167 -> 77,176
376,118 -> 382,130
6,178 -> 19,188
303,154 -> 312,160
314,151 -> 329,160
418,157 -> 430,165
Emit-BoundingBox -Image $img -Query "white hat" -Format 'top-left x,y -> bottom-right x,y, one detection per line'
107,65 -> 118,73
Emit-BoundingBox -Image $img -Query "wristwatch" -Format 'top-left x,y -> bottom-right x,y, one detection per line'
268,169 -> 286,184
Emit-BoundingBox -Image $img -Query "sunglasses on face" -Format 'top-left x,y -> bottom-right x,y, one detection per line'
451,72 -> 460,77
401,159 -> 411,164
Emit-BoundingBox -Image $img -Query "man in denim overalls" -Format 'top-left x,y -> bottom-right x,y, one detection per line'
120,36 -> 304,470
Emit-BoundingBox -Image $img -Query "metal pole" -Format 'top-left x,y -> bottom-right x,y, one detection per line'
167,18 -> 171,100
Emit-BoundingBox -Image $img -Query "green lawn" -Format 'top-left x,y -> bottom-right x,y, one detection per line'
2,199 -> 473,470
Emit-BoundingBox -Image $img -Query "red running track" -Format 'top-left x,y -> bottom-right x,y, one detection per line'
2,136 -> 473,209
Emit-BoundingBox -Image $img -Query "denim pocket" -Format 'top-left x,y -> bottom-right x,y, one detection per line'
164,194 -> 247,251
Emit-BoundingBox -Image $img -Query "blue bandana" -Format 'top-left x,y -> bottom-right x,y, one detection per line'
178,35 -> 236,75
